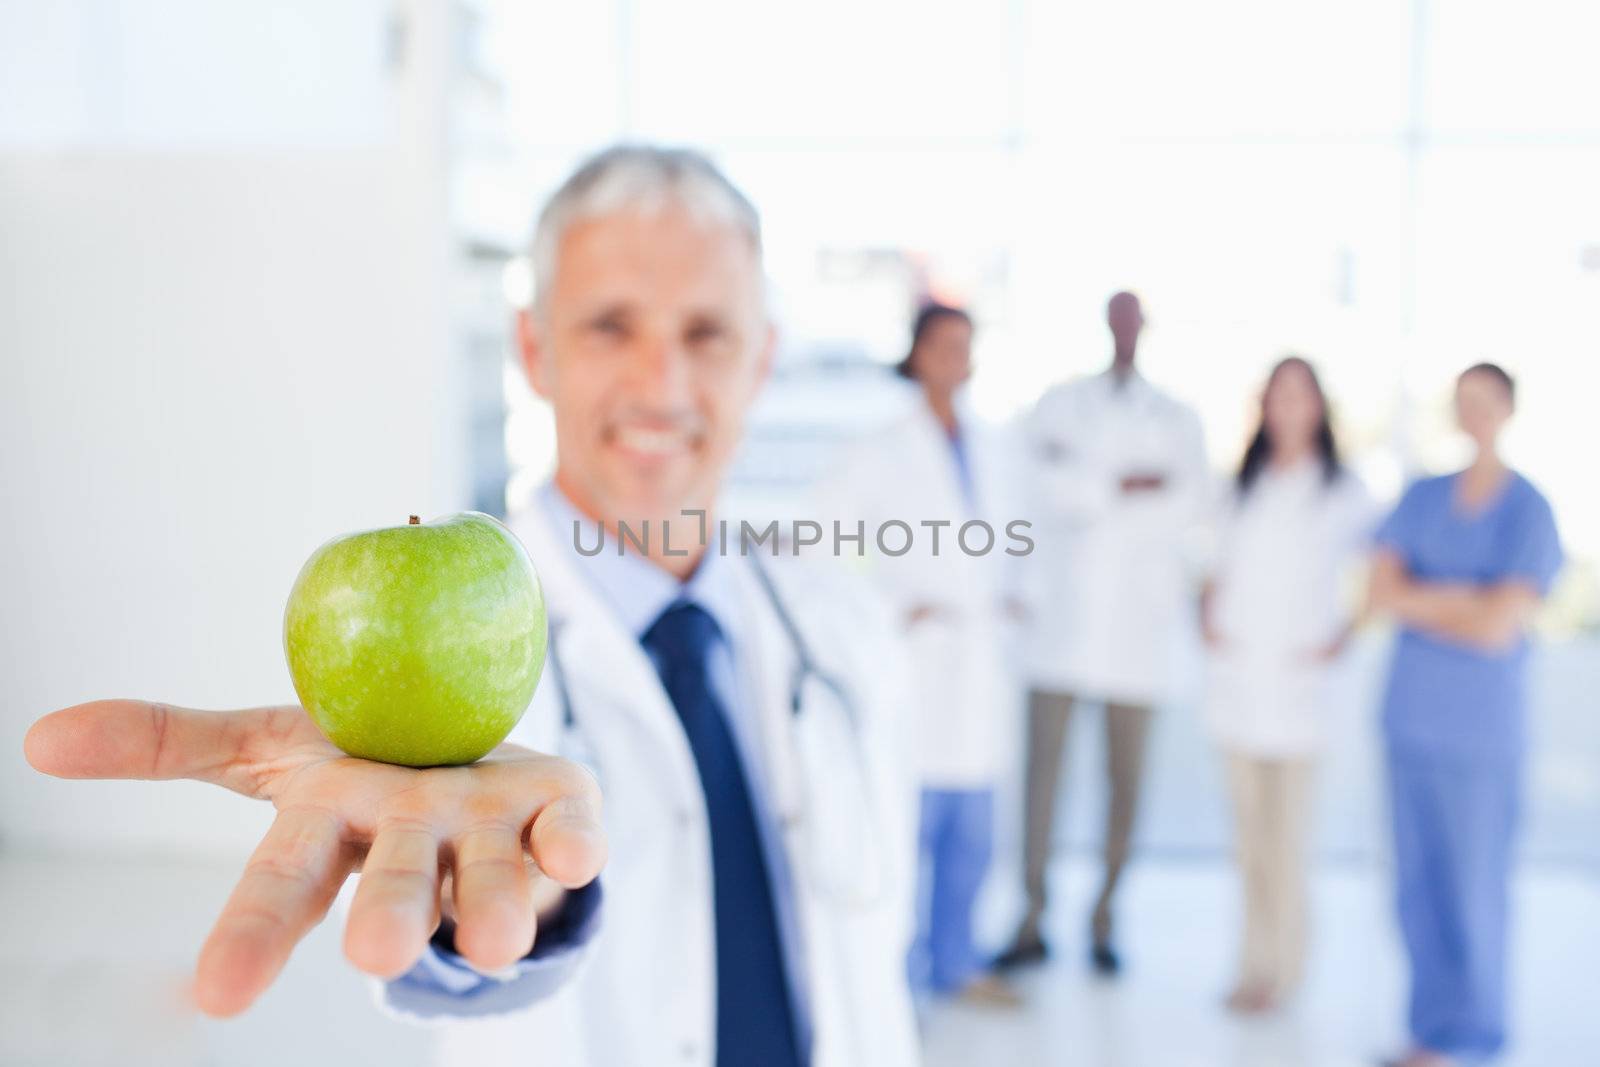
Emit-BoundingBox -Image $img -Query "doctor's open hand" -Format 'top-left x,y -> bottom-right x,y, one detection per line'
23,699 -> 606,1017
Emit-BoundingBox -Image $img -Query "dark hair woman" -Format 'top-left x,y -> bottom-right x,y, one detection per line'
896,302 -> 973,378
1201,355 -> 1374,1016
821,300 -> 1022,1007
1236,355 -> 1342,494
895,302 -> 978,507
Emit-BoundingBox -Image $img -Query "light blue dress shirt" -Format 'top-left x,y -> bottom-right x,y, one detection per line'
385,487 -> 810,1043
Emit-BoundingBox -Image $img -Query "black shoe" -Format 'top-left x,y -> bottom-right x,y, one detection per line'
992,938 -> 1050,972
1089,941 -> 1121,976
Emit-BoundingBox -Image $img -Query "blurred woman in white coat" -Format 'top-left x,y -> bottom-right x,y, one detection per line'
1201,356 -> 1373,1014
821,304 -> 1022,1007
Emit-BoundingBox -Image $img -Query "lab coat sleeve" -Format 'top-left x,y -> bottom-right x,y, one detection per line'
990,418 -> 1036,606
809,433 -> 924,612
1195,473 -> 1238,581
800,559 -> 920,946
852,585 -> 922,959
1024,387 -> 1117,523
379,879 -> 603,1021
809,438 -> 878,553
1172,405 -> 1213,575
1167,404 -> 1211,527
1336,473 -> 1381,552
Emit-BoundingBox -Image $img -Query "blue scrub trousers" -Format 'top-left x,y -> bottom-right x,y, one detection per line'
1387,750 -> 1521,1059
910,787 -> 994,993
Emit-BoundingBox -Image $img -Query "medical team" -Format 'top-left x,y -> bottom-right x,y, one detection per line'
22,146 -> 1564,1067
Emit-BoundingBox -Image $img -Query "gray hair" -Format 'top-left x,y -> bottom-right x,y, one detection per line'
529,145 -> 763,314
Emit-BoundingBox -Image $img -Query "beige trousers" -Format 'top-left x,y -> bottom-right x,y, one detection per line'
1017,689 -> 1153,946
1224,751 -> 1313,996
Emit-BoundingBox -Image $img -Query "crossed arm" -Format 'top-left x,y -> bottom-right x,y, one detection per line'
23,700 -> 606,1017
1367,549 -> 1541,652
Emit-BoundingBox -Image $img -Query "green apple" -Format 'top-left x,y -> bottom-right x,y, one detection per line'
284,512 -> 546,767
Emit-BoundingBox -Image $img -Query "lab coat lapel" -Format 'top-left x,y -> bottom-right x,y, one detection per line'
728,553 -> 803,825
904,400 -> 973,521
510,506 -> 696,765
729,553 -> 845,1059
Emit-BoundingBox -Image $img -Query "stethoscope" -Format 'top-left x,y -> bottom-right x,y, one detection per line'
545,551 -> 887,908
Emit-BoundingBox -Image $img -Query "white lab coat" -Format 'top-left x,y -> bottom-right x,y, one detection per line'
1203,463 -> 1375,756
1019,371 -> 1207,705
817,394 -> 1021,788
429,497 -> 922,1067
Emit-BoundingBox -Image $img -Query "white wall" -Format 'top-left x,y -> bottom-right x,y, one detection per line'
0,0 -> 469,855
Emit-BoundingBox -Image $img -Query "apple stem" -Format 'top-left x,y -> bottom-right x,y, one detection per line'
409,515 -> 420,525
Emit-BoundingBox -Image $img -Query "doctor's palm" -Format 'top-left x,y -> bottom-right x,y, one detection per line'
24,699 -> 606,1017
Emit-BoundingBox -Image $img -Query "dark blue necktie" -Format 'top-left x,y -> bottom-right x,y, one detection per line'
642,600 -> 801,1067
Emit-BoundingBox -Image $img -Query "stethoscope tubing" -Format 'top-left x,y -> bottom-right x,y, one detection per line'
551,553 -> 859,735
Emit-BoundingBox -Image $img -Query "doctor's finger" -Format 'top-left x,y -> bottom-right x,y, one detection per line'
195,808 -> 351,1017
24,700 -> 304,795
528,789 -> 607,889
450,825 -> 536,972
344,824 -> 441,979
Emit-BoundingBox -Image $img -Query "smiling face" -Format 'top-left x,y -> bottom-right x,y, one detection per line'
517,206 -> 774,535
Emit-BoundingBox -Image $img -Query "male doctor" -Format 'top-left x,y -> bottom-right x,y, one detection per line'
24,146 -> 920,1067
995,291 -> 1206,976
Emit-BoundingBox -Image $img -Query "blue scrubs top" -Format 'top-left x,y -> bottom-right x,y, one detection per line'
1374,471 -> 1563,762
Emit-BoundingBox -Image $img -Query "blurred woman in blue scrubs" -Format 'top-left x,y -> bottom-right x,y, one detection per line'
1369,363 -> 1564,1067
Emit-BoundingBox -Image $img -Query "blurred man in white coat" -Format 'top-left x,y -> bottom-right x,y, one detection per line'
995,291 -> 1206,975
25,146 -> 921,1067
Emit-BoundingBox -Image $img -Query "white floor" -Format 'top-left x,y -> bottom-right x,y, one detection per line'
926,859 -> 1600,1067
1,850 -> 1595,1067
